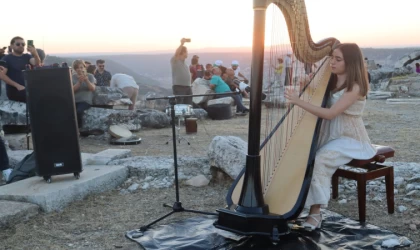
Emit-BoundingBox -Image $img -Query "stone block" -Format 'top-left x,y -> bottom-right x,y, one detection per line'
86,149 -> 131,165
0,165 -> 128,212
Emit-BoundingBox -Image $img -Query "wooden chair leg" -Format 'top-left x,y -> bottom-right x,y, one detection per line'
332,174 -> 339,199
357,176 -> 367,223
385,168 -> 395,214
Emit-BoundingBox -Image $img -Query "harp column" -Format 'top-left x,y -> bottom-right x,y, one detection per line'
236,0 -> 270,214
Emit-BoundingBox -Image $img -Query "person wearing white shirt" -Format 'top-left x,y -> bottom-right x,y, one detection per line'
110,73 -> 139,110
231,60 -> 249,83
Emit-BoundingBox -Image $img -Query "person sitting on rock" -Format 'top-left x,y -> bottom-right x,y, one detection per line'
192,70 -> 214,107
192,70 -> 212,87
210,67 -> 248,115
110,73 -> 139,110
416,63 -> 420,74
224,68 -> 248,98
231,60 -> 249,83
72,59 -> 96,128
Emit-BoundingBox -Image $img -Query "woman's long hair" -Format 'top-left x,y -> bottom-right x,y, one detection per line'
332,43 -> 369,97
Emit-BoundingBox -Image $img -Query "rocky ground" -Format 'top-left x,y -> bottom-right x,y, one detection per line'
1,99 -> 419,250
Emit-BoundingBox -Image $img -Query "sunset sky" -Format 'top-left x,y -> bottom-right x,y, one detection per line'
2,0 -> 419,55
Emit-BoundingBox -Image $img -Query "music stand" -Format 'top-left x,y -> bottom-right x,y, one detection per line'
136,92 -> 240,236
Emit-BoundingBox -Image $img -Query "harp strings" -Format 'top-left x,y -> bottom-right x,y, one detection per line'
261,1 -> 319,192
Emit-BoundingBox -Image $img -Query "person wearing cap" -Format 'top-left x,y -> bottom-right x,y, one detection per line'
231,60 -> 248,83
170,38 -> 193,105
213,60 -> 227,75
213,60 -> 223,67
189,55 -> 204,83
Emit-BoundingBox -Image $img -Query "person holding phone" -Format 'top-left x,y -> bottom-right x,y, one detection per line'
71,59 -> 96,128
1,36 -> 41,103
170,38 -> 193,105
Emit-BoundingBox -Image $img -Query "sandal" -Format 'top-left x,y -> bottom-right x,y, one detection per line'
302,213 -> 322,230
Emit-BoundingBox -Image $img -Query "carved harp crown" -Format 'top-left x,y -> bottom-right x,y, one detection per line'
215,0 -> 340,237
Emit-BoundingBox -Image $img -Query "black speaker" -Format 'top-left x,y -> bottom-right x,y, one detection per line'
24,66 -> 82,182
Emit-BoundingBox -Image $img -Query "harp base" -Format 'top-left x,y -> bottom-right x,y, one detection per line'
214,208 -> 290,241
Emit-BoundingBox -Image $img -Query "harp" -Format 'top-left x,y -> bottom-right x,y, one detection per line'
214,0 -> 340,238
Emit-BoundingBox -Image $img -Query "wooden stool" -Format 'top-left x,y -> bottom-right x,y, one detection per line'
332,145 -> 395,223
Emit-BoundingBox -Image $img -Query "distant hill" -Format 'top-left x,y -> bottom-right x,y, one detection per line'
361,47 -> 420,66
44,55 -> 172,97
94,52 -> 254,88
46,46 -> 420,89
96,48 -> 420,85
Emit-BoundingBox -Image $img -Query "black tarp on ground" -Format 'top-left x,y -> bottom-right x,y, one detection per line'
126,210 -> 412,250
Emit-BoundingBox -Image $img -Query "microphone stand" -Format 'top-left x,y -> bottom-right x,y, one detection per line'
137,92 -> 240,235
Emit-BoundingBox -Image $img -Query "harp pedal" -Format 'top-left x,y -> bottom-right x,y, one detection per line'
288,223 -> 314,232
288,223 -> 303,230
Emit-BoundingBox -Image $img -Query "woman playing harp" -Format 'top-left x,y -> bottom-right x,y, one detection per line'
285,43 -> 376,229
214,0 -> 373,238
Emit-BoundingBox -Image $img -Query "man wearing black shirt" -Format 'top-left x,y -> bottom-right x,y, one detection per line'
2,36 -> 41,103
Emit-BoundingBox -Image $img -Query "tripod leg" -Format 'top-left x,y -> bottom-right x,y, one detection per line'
178,136 -> 191,145
165,136 -> 173,145
139,210 -> 176,232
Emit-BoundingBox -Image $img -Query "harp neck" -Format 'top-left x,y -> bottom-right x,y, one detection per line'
255,0 -> 340,63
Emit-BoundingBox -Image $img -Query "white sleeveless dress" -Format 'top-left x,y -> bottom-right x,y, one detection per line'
304,89 -> 377,208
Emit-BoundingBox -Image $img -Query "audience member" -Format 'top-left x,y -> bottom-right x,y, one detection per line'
110,73 -> 139,110
36,48 -> 46,66
86,64 -> 97,75
0,47 -> 6,59
190,55 -> 204,82
205,63 -> 213,71
210,67 -> 248,114
1,36 -> 41,103
94,59 -> 112,86
214,60 -> 227,75
231,60 -> 248,83
284,52 -> 293,86
72,59 -> 96,128
192,69 -> 212,87
225,68 -> 248,98
170,38 -> 192,105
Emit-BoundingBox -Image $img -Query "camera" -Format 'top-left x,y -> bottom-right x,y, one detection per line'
184,38 -> 191,43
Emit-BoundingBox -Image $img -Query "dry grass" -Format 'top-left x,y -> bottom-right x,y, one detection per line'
1,99 -> 419,249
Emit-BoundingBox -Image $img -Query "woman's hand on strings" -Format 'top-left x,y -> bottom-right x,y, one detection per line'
284,88 -> 300,105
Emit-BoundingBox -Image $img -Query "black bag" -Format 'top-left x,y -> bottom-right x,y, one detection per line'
6,152 -> 37,184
